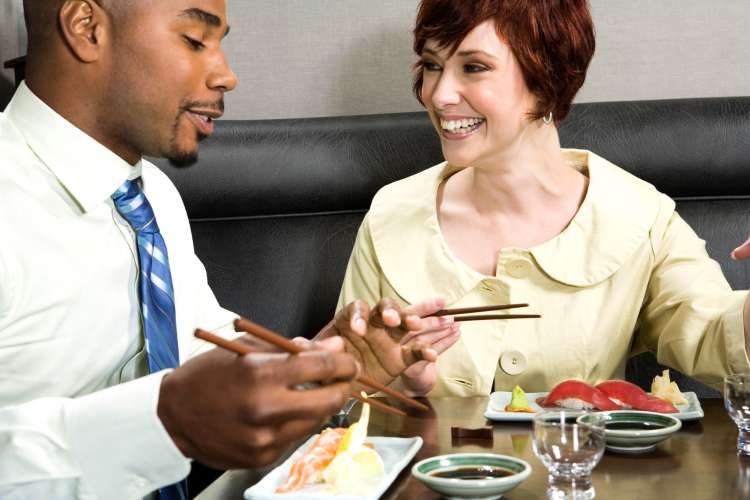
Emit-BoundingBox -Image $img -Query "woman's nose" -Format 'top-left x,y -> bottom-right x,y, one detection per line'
430,73 -> 461,109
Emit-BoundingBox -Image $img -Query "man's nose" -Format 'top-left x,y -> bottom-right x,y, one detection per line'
208,52 -> 238,93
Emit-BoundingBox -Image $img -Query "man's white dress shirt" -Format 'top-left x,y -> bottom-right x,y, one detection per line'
0,82 -> 237,499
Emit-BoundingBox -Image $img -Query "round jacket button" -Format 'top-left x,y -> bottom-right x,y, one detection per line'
499,350 -> 527,375
507,259 -> 531,278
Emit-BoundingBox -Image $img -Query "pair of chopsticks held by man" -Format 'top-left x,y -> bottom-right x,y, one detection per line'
2,0 -> 750,499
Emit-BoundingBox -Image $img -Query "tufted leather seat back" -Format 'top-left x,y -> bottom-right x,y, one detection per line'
155,97 -> 750,397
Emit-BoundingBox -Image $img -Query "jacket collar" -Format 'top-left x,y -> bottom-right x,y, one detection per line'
6,81 -> 139,213
369,149 -> 661,304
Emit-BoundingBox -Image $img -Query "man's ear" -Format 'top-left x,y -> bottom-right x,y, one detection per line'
58,0 -> 109,62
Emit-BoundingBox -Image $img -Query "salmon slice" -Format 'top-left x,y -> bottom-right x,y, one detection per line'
276,428 -> 346,493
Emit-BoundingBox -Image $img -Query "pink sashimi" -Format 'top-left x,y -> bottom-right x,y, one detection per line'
538,380 -> 623,411
596,380 -> 678,413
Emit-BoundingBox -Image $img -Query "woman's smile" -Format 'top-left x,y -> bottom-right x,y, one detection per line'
439,115 -> 486,139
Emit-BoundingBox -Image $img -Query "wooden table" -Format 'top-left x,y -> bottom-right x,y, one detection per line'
197,397 -> 749,499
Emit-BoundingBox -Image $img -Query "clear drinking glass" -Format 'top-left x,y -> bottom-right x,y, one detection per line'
532,411 -> 606,500
725,374 -> 750,456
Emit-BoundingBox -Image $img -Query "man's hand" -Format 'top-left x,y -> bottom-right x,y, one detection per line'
157,335 -> 358,469
733,235 -> 750,261
315,298 -> 459,391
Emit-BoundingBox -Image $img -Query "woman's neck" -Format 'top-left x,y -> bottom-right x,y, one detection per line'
449,126 -> 584,220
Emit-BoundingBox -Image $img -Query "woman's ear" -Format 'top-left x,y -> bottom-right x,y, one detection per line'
58,0 -> 109,62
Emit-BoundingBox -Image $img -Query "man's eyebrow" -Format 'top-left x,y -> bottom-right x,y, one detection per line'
179,8 -> 231,37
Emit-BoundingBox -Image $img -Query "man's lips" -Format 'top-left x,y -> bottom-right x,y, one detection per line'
185,108 -> 222,136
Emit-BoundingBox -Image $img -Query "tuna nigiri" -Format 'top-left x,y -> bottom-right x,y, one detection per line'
538,380 -> 623,411
596,380 -> 678,413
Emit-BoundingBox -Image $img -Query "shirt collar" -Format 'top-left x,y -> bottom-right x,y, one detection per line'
368,149 -> 662,304
6,81 -> 139,212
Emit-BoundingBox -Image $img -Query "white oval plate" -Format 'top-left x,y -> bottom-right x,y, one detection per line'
484,391 -> 703,422
244,435 -> 423,499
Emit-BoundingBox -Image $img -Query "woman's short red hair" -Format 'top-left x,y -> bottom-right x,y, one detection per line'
413,0 -> 595,122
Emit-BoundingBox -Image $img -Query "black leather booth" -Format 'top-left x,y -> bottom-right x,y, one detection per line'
156,97 -> 750,398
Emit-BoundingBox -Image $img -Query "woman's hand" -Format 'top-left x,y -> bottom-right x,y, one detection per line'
398,322 -> 461,396
316,297 -> 457,389
732,235 -> 750,260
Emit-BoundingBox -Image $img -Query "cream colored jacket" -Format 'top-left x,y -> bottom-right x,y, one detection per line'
337,150 -> 750,397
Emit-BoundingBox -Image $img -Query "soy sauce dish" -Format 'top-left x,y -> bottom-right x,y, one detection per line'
411,453 -> 531,499
578,410 -> 682,454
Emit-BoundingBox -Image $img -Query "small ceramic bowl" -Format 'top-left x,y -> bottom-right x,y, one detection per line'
578,410 -> 682,454
411,453 -> 531,499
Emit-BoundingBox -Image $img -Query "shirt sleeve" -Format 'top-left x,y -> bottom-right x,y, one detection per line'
337,213 -> 383,312
634,209 -> 750,390
183,249 -> 241,358
0,372 -> 190,500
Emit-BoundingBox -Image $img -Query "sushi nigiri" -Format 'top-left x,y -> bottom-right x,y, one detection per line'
275,427 -> 346,493
538,380 -> 623,411
596,379 -> 678,413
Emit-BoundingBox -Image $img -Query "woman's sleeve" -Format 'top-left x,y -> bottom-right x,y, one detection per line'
634,209 -> 750,390
337,213 -> 383,312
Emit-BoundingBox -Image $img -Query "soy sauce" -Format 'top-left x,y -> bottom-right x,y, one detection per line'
606,421 -> 665,430
430,465 -> 514,480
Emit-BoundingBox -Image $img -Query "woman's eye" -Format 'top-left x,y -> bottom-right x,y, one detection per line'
422,60 -> 442,72
464,63 -> 488,74
183,36 -> 205,51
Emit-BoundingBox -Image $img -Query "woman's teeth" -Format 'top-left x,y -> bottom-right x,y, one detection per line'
440,117 -> 485,133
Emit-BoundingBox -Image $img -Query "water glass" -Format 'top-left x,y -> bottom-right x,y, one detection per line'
532,411 -> 606,500
725,374 -> 750,455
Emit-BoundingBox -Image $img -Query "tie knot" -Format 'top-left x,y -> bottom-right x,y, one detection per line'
112,178 -> 160,233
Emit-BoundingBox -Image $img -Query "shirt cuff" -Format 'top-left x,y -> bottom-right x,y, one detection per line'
65,371 -> 190,499
725,291 -> 750,373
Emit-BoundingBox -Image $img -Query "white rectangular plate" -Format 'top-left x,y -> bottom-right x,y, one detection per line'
484,391 -> 704,422
244,435 -> 423,499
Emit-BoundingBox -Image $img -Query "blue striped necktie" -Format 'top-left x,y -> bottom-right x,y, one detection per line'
112,178 -> 187,500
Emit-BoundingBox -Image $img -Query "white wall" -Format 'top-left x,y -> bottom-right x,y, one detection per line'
0,0 -> 25,108
2,0 -> 749,117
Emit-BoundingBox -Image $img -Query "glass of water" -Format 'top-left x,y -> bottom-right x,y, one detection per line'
725,374 -> 750,456
532,411 -> 606,500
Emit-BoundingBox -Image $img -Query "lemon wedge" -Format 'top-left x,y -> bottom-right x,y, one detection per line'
323,395 -> 384,494
336,400 -> 369,454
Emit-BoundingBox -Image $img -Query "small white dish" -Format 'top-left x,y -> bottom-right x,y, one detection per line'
244,435 -> 423,499
484,392 -> 546,422
411,453 -> 531,499
578,410 -> 682,454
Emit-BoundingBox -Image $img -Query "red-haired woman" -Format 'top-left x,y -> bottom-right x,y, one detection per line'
337,0 -> 750,397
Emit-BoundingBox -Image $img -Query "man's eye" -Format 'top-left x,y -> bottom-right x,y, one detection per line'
183,36 -> 205,50
421,60 -> 442,72
464,64 -> 487,74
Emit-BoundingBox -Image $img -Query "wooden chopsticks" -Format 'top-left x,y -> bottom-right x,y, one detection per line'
233,318 -> 429,413
194,328 -> 407,417
194,317 -> 430,417
426,303 -> 540,321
